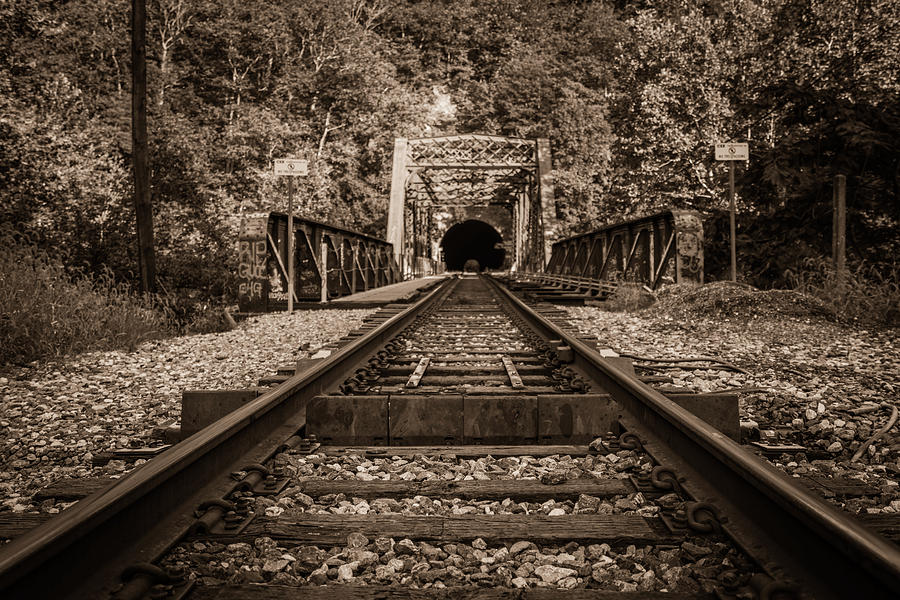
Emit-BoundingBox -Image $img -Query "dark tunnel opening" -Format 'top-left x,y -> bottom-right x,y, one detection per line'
440,220 -> 505,271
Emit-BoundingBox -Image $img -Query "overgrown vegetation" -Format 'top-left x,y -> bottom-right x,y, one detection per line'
599,283 -> 655,312
788,259 -> 900,328
0,228 -> 171,366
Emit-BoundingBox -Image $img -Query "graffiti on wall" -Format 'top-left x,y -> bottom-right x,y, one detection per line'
238,239 -> 268,305
672,211 -> 704,283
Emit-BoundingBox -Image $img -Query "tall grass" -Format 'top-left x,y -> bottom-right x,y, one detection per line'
600,282 -> 655,312
0,227 -> 172,366
787,258 -> 900,328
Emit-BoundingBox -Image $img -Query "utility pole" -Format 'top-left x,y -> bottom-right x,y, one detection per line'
132,0 -> 156,292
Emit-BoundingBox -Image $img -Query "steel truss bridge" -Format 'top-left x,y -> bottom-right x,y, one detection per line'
236,135 -> 703,311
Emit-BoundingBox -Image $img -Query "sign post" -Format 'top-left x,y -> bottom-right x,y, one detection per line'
274,159 -> 309,312
715,143 -> 749,282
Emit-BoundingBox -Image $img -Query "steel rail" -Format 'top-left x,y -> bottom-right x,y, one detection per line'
486,275 -> 900,600
0,276 -> 457,599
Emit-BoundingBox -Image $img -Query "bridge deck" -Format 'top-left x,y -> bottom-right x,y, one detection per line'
329,275 -> 447,306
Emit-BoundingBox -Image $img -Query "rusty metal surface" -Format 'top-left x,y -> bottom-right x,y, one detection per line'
463,395 -> 538,444
537,394 -> 620,444
544,210 -> 703,288
238,212 -> 401,311
488,274 -> 900,599
180,389 -> 261,438
306,396 -> 389,445
390,394 -> 464,445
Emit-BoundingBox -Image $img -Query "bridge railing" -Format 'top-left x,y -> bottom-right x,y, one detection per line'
514,272 -> 619,295
545,210 -> 703,289
237,212 -> 400,312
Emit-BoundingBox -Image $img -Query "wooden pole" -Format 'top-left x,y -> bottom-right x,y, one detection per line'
833,174 -> 846,284
286,177 -> 294,312
132,0 -> 156,292
729,161 -> 737,282
320,239 -> 328,303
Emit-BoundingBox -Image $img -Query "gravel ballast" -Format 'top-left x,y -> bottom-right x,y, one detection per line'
565,293 -> 900,515
0,308 -> 374,514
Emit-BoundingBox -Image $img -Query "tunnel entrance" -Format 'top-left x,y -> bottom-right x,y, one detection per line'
441,220 -> 505,271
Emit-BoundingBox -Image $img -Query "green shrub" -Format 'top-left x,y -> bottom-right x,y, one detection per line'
787,258 -> 900,328
0,227 -> 172,365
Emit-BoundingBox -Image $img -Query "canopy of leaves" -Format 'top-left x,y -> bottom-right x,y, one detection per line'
1,0 -> 897,292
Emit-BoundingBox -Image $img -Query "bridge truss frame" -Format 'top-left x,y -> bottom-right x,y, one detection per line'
386,134 -> 556,275
545,210 -> 704,288
237,213 -> 400,311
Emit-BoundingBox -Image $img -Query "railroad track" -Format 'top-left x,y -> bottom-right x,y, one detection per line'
1,275 -> 898,599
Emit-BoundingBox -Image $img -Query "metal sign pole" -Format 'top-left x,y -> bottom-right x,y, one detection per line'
729,161 -> 736,282
287,176 -> 294,313
715,142 -> 748,284
273,158 -> 307,313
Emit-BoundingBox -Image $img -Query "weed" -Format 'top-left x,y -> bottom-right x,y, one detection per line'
0,226 -> 172,365
600,282 -> 655,312
787,258 -> 900,328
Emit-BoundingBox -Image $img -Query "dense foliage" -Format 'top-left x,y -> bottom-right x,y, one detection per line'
2,0 -> 897,293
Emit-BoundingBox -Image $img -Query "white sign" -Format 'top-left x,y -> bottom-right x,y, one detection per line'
274,159 -> 309,176
715,143 -> 749,161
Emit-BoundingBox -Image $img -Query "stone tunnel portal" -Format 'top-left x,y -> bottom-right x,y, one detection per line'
440,220 -> 505,272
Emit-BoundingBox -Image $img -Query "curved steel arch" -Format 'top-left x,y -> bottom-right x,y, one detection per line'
387,134 -> 556,275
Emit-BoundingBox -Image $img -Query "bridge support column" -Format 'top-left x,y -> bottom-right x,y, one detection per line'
387,138 -> 408,277
536,138 -> 556,269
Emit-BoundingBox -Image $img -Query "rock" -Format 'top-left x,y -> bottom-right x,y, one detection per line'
347,532 -> 369,548
827,441 -> 843,453
387,558 -> 405,572
509,541 -> 534,556
346,549 -> 379,567
294,492 -> 314,508
681,541 -> 712,557
614,498 -> 636,510
511,576 -> 529,588
548,508 -> 566,516
586,543 -> 611,560
308,564 -> 329,585
336,561 -> 358,581
540,470 -> 567,485
533,564 -> 577,583
374,537 -> 394,553
577,493 -> 602,511
395,539 -> 418,555
375,564 -> 396,579
262,558 -> 290,573
293,546 -> 325,574
472,537 -> 487,550
227,543 -> 253,555
558,576 -> 578,589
